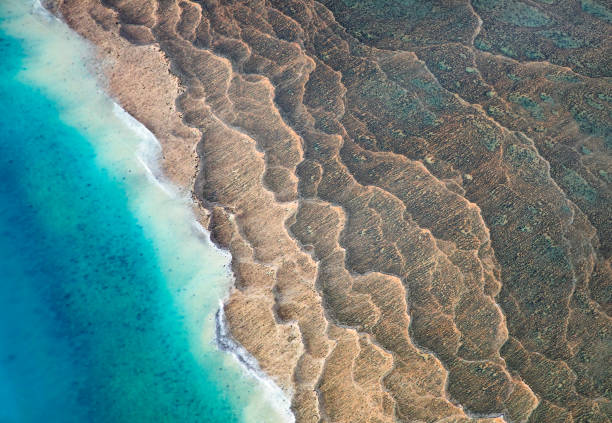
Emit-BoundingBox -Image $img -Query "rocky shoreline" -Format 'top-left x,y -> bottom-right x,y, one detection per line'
45,1 -> 611,422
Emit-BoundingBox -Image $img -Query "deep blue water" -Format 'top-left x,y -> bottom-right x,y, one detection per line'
0,9 -> 264,423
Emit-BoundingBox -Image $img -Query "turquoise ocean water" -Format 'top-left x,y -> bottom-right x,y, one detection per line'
0,2 -> 290,422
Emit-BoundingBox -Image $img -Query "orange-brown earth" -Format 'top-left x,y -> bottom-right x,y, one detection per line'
45,1 -> 611,422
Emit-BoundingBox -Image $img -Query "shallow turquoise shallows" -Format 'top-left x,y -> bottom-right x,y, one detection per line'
0,2 -> 290,422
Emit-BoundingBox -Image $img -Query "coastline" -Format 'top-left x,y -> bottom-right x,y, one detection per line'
3,1 -> 295,421
215,302 -> 294,420
38,1 -> 510,422
41,0 -> 202,195
40,1 -> 320,419
39,1 -> 611,423
113,98 -> 296,423
115,97 -> 296,423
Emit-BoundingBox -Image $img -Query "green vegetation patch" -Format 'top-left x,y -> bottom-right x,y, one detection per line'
499,1 -> 553,27
571,106 -> 609,142
540,93 -> 554,103
410,77 -> 438,92
526,50 -> 545,60
493,215 -> 508,226
581,0 -> 612,24
482,136 -> 500,151
538,30 -> 584,49
474,38 -> 492,51
499,45 -> 519,58
487,105 -> 505,118
585,94 -> 604,110
560,167 -> 597,203
508,93 -> 544,120
545,72 -> 581,83
410,78 -> 447,109
474,119 -> 501,151
339,0 -> 431,20
533,234 -> 569,270
472,0 -> 502,10
504,143 -> 538,167
437,61 -> 452,71
597,93 -> 612,103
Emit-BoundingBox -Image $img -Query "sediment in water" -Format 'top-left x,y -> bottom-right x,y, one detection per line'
1,1 -> 294,421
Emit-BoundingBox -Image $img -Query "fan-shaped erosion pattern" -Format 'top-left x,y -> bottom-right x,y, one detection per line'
47,0 -> 611,422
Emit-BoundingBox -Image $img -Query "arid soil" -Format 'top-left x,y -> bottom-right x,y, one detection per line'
45,1 -> 611,422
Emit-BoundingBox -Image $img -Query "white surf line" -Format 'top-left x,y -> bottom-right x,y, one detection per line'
215,301 -> 296,423
112,103 -> 295,423
111,103 -> 177,198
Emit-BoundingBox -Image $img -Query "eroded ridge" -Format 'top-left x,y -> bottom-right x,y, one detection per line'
48,0 -> 611,422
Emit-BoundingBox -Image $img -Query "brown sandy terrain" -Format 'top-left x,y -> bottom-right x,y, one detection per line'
44,1 -> 610,422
